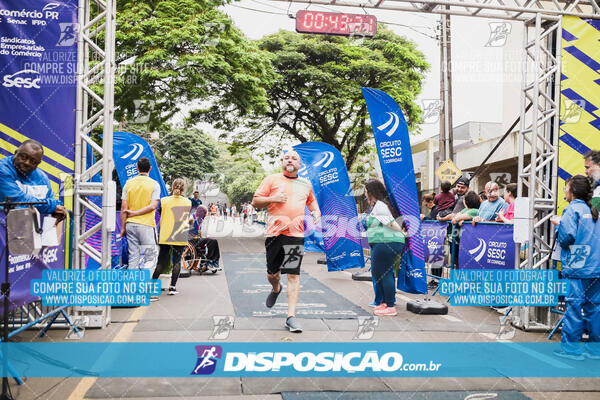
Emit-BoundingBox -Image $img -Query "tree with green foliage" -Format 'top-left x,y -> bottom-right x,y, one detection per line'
114,0 -> 274,131
211,143 -> 266,207
153,129 -> 218,183
223,28 -> 428,168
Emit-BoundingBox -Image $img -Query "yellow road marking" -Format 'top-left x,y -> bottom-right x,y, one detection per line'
67,306 -> 149,400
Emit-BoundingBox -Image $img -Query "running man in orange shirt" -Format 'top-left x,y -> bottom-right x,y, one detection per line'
252,150 -> 320,333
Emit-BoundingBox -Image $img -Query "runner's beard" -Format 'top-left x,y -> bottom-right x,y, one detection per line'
285,165 -> 296,173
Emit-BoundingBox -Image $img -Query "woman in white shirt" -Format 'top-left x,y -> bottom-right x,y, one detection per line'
364,179 -> 406,316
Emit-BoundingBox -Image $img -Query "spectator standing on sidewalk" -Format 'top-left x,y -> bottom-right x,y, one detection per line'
551,174 -> 600,360
364,179 -> 405,317
496,183 -> 517,224
247,202 -> 255,224
421,193 -> 437,221
451,191 -> 481,226
242,203 -> 248,224
120,157 -> 160,270
152,178 -> 192,297
473,182 -> 507,223
437,177 -> 470,222
189,191 -> 202,213
231,204 -> 237,222
584,150 -> 600,210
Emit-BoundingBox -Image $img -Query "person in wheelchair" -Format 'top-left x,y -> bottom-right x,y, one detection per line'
185,204 -> 222,273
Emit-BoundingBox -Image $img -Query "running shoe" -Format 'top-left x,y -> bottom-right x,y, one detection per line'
368,302 -> 381,308
266,288 -> 281,308
208,261 -> 222,272
373,303 -> 387,311
168,287 -> 179,295
150,296 -> 160,302
374,305 -> 397,316
285,316 -> 302,333
553,350 -> 584,361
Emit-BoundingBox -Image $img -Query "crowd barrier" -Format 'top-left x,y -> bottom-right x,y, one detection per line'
0,211 -> 80,385
420,220 -> 517,272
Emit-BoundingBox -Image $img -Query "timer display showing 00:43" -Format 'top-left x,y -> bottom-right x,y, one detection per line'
296,10 -> 377,37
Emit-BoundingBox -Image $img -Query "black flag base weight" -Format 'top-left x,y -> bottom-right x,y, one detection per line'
352,270 -> 372,281
407,299 -> 448,315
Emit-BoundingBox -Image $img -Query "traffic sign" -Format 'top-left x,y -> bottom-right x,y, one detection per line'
435,159 -> 462,184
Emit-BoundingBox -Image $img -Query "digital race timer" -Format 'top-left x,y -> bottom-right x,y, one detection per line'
295,10 -> 377,37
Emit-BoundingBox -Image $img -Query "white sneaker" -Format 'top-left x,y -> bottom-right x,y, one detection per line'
150,296 -> 160,302
168,287 -> 179,295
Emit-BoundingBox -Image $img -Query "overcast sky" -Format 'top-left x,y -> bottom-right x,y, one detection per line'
221,0 -> 509,141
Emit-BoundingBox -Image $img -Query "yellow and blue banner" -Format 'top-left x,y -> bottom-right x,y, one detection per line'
558,16 -> 600,213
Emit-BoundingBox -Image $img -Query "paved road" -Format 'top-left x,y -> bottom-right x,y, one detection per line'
8,218 -> 599,399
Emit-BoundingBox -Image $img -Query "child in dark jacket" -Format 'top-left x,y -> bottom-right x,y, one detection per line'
434,180 -> 455,218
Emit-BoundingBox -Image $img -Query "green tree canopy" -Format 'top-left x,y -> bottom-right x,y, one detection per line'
211,143 -> 266,207
153,129 -> 218,183
221,28 -> 428,168
114,0 -> 274,130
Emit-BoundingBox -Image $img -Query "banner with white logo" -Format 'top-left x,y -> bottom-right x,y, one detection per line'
421,221 -> 447,267
294,142 -> 364,271
361,88 -> 427,294
0,212 -> 66,311
298,165 -> 325,253
0,0 -> 77,309
458,224 -> 516,269
0,0 -> 77,175
113,131 -> 168,197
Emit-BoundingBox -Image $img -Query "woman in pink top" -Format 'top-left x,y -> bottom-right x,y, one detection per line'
496,183 -> 517,223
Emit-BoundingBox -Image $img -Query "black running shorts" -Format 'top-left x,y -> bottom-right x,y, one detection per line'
265,235 -> 305,275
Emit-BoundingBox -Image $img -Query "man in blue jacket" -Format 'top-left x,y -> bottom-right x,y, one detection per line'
0,140 -> 67,221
